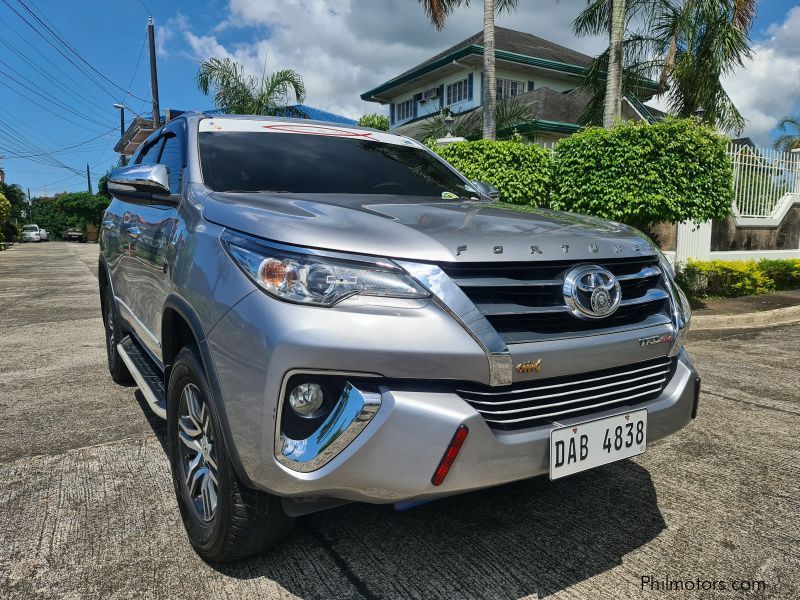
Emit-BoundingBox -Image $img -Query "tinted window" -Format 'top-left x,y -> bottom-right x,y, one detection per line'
199,131 -> 471,196
158,133 -> 184,194
137,138 -> 165,165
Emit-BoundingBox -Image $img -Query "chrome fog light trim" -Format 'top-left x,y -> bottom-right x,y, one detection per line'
276,383 -> 381,473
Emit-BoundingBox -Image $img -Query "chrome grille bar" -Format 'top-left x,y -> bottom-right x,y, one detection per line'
456,357 -> 676,430
457,359 -> 670,396
482,387 -> 664,425
463,370 -> 669,407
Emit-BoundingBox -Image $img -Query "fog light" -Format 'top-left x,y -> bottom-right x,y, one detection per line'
288,383 -> 325,417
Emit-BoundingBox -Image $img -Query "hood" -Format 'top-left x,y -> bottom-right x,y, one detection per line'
202,192 -> 655,263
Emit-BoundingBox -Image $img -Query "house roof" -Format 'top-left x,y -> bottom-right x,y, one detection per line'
362,27 -> 659,103
398,27 -> 594,81
273,104 -> 357,125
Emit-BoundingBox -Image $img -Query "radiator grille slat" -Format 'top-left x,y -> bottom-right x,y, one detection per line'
457,357 -> 675,430
438,257 -> 672,342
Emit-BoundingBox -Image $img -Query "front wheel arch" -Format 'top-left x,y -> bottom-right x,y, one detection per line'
161,294 -> 257,489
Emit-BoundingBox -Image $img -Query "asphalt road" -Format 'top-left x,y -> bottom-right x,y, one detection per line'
1,242 -> 798,599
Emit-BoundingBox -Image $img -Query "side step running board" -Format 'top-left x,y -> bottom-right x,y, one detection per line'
117,337 -> 167,419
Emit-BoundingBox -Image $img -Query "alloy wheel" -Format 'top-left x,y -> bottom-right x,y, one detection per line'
177,383 -> 219,522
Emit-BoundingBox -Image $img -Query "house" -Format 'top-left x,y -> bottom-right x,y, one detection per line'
114,105 -> 357,158
361,27 -> 662,143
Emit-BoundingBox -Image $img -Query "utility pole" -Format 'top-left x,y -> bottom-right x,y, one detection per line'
148,16 -> 161,128
27,187 -> 32,221
86,164 -> 92,194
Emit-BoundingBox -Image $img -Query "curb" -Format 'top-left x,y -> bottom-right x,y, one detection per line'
691,304 -> 800,331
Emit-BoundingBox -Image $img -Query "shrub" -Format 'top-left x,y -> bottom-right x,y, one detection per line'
434,140 -> 552,205
757,259 -> 800,290
550,119 -> 733,231
357,113 -> 390,131
676,260 -> 775,298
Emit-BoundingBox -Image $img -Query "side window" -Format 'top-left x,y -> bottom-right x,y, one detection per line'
158,131 -> 185,194
136,138 -> 165,165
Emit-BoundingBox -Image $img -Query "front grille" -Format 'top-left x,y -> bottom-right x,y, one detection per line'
439,257 -> 671,343
456,357 -> 676,431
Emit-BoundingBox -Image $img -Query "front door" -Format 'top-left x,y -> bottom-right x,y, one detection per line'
119,123 -> 186,362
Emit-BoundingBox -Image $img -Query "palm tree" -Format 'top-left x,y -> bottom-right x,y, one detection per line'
603,0 -> 627,127
773,116 -> 800,152
197,57 -> 306,116
574,0 -> 755,133
418,0 -> 519,140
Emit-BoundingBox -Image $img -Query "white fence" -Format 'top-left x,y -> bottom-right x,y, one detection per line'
729,144 -> 800,219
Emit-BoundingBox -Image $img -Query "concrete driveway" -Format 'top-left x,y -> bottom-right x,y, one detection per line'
1,242 -> 798,599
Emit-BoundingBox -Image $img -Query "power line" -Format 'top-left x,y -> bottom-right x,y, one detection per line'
0,77 -> 109,134
136,0 -> 152,17
0,14 -> 112,114
0,33 -> 111,115
0,62 -> 114,128
12,0 -> 150,102
0,0 -> 146,103
0,129 -> 116,159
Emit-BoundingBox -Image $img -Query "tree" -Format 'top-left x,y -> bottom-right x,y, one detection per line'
197,57 -> 306,116
773,116 -> 800,152
603,0 -> 627,128
0,181 -> 27,222
30,196 -> 67,240
574,0 -> 755,133
357,113 -> 390,131
418,0 -> 519,140
0,193 -> 10,225
0,193 -> 9,246
97,171 -> 112,199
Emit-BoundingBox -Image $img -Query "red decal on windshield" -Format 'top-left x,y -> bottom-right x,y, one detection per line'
261,123 -> 375,139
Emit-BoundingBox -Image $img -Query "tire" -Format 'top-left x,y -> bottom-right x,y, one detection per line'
167,345 -> 294,562
101,284 -> 133,384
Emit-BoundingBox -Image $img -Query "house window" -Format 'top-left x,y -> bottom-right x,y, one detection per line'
497,78 -> 528,100
395,98 -> 414,122
446,78 -> 469,105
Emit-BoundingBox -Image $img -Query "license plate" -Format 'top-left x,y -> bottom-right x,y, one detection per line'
549,409 -> 647,480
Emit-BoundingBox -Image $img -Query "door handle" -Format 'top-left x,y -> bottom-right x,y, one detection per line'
102,218 -> 114,231
127,226 -> 141,240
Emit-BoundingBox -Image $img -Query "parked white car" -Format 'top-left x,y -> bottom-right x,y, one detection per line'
22,224 -> 42,243
39,228 -> 49,241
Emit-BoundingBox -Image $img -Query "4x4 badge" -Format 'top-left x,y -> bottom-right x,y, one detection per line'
516,359 -> 543,374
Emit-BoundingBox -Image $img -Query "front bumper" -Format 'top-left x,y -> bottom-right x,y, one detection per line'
267,350 -> 697,503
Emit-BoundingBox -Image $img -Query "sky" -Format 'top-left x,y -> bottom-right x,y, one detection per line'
1,0 -> 799,197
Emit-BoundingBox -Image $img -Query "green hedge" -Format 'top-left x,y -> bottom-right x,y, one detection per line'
433,140 -> 552,205
549,119 -> 733,230
676,259 -> 800,298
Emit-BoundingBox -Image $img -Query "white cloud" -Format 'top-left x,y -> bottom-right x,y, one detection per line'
724,6 -> 800,144
167,0 -> 605,119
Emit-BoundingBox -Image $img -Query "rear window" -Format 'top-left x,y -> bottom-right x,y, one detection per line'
198,129 -> 471,197
23,225 -> 38,232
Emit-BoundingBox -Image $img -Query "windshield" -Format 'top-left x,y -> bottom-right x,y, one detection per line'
199,130 -> 472,197
23,225 -> 38,232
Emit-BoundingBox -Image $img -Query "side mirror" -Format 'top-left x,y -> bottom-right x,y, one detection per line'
470,180 -> 501,201
108,164 -> 173,202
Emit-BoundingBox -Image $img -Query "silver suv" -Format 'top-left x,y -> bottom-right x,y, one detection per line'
100,114 -> 698,562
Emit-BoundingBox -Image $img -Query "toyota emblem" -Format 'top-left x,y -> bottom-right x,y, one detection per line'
563,265 -> 622,319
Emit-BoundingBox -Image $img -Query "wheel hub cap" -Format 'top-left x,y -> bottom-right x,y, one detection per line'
177,383 -> 218,522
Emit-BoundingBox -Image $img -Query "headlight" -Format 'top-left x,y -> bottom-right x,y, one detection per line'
654,249 -> 691,355
223,233 -> 429,307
